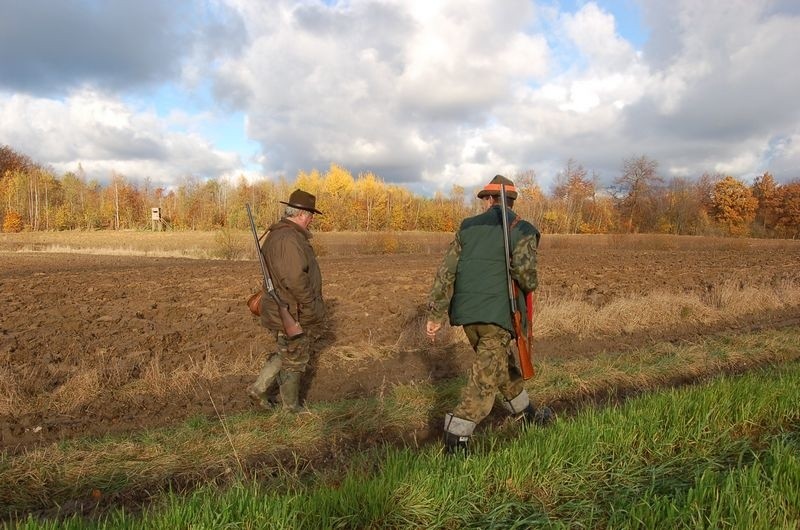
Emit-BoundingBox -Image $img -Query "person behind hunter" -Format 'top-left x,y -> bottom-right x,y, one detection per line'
248,189 -> 325,413
425,174 -> 553,455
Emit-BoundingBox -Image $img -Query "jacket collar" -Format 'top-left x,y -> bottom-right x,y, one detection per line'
270,217 -> 312,240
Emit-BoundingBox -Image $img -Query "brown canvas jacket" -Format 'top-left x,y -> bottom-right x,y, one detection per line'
258,218 -> 325,330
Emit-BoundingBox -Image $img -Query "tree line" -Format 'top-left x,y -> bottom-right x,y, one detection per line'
2,145 -> 799,238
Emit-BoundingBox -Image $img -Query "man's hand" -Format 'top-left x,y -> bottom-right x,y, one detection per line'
426,320 -> 442,342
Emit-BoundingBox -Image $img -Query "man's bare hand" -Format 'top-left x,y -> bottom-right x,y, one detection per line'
426,320 -> 442,342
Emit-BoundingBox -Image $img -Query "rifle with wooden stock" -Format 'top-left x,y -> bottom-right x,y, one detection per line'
499,184 -> 535,380
245,203 -> 304,338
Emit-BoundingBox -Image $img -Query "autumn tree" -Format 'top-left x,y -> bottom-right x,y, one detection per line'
52,171 -> 79,229
25,168 -> 49,231
613,155 -> 663,232
659,177 -> 710,235
709,176 -> 758,236
2,210 -> 23,232
751,172 -> 779,234
316,164 -> 355,231
512,169 -> 546,229
4,143 -> 793,238
442,184 -> 470,232
355,172 -> 388,231
251,175 -> 292,228
0,147 -> 58,231
580,193 -> 617,234
0,170 -> 25,226
294,169 -> 323,199
552,159 -> 596,233
385,185 -> 416,230
0,145 -> 35,177
773,181 -> 800,238
226,174 -> 280,230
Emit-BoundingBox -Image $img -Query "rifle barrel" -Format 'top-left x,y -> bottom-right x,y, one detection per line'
499,185 -> 517,313
246,203 -> 274,292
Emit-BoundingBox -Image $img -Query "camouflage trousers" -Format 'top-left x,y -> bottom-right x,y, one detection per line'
452,323 -> 526,424
251,326 -> 319,395
275,327 -> 316,372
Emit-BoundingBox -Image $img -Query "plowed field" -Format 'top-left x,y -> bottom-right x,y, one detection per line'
2,235 -> 799,452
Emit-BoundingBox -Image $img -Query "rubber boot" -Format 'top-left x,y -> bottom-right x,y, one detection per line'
248,354 -> 282,410
443,432 -> 470,457
278,371 -> 304,413
443,413 -> 476,457
521,404 -> 555,427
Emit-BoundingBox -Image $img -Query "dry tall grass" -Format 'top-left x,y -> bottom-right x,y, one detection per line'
0,230 -> 454,258
534,279 -> 800,339
4,230 -> 796,258
0,346 -> 254,417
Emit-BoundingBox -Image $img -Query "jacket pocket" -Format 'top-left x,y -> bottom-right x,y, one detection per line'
298,297 -> 325,325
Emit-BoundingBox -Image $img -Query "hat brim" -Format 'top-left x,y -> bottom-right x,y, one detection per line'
279,200 -> 323,215
477,189 -> 518,200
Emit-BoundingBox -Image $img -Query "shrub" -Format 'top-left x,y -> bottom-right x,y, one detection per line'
2,211 -> 23,232
212,227 -> 248,260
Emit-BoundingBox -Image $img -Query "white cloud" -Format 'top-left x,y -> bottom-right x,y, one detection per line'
2,0 -> 799,194
562,2 -> 636,71
214,0 -> 552,190
0,89 -> 243,187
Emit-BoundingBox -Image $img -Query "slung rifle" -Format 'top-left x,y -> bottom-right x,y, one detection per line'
499,184 -> 535,380
245,203 -> 304,338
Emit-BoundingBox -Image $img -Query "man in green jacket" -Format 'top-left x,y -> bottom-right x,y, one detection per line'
248,189 -> 325,413
426,175 -> 553,455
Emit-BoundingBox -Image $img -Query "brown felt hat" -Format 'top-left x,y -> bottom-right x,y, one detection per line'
280,189 -> 323,215
477,174 -> 518,200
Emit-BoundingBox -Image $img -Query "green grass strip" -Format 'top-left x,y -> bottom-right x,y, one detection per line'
13,360 -> 800,529
3,328 -> 800,526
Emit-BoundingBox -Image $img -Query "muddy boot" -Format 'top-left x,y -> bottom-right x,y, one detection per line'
521,404 -> 555,427
248,354 -> 282,410
278,371 -> 304,413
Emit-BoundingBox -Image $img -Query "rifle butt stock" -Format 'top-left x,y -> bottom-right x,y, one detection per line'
513,311 -> 535,380
269,292 -> 304,339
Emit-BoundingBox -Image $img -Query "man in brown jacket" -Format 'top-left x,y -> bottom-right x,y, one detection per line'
248,189 -> 325,413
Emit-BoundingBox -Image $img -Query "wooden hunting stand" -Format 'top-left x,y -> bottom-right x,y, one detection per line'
151,207 -> 163,231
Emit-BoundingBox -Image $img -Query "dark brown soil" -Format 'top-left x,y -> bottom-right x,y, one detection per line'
1,243 -> 799,452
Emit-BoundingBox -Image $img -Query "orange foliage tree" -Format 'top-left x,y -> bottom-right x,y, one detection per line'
751,172 -> 780,234
4,142 -> 800,238
2,210 -> 23,232
709,176 -> 758,236
774,181 -> 800,238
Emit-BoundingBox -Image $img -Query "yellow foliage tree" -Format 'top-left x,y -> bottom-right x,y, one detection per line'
315,164 -> 355,231
295,169 -> 323,198
386,186 -> 413,230
355,172 -> 388,231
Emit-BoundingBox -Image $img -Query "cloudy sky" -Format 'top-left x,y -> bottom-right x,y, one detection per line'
1,0 -> 798,195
